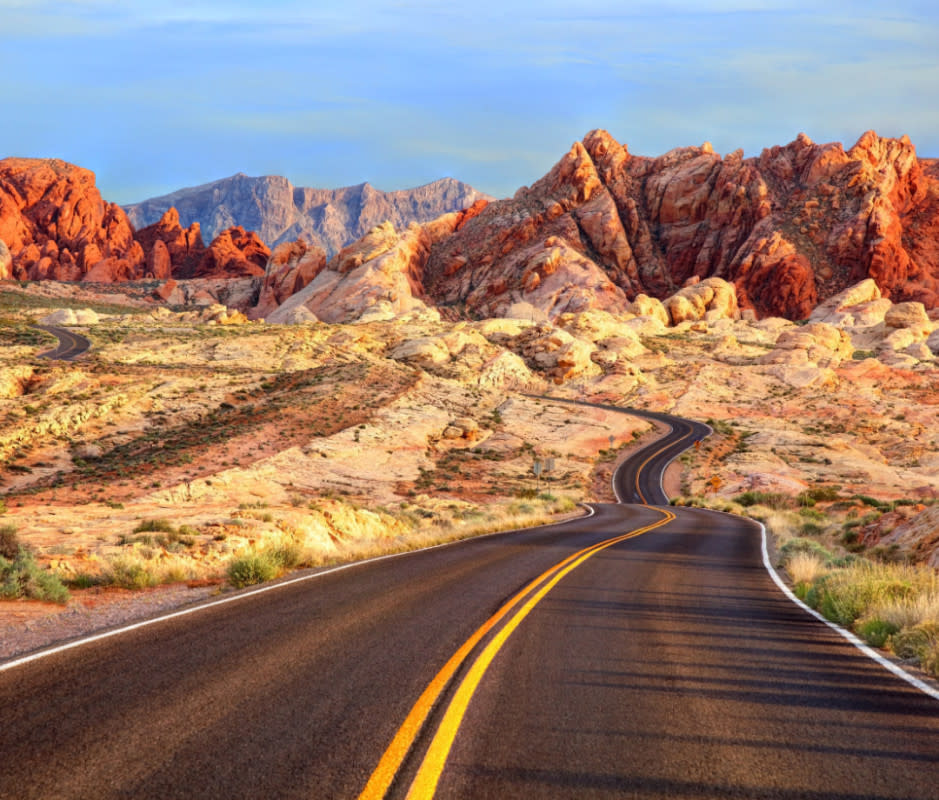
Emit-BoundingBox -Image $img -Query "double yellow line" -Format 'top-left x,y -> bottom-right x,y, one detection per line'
631,425 -> 693,504
359,507 -> 676,800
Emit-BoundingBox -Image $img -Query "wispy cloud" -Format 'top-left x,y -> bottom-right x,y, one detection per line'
2,1 -> 937,202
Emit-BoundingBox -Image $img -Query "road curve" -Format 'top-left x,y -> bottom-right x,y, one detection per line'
34,324 -> 92,360
2,403 -> 938,799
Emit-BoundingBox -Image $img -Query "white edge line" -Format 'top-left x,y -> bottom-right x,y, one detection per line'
757,519 -> 939,703
0,505 -> 596,675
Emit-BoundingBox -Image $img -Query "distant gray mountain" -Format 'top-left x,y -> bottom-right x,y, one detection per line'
123,174 -> 492,257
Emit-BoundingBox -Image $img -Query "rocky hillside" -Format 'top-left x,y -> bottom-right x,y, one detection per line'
0,159 -> 144,282
0,159 -> 270,282
420,130 -> 939,320
124,174 -> 492,257
259,129 -> 939,324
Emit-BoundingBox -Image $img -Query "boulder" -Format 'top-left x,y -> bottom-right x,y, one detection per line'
663,277 -> 740,325
884,301 -> 931,332
628,294 -> 670,326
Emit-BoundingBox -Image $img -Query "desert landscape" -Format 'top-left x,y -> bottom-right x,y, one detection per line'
2,130 -> 939,675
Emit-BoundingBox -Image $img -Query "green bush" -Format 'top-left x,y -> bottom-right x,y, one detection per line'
856,617 -> 900,648
106,556 -> 157,589
0,549 -> 69,604
227,552 -> 279,588
921,642 -> 939,679
779,537 -> 834,562
133,519 -> 176,534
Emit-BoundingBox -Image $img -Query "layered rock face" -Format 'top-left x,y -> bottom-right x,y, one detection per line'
421,130 -> 939,319
0,158 -> 145,281
124,174 -> 491,257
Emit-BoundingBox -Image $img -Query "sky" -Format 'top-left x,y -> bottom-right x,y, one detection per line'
2,1 -> 937,204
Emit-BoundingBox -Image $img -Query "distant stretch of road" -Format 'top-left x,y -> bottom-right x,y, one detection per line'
34,324 -> 91,360
1,403 -> 937,799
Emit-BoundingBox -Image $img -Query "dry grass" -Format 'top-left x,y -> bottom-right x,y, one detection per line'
786,551 -> 828,585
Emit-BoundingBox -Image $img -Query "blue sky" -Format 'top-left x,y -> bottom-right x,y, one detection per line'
2,1 -> 937,204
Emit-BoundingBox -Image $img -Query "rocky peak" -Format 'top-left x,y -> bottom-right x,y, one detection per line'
125,174 -> 492,258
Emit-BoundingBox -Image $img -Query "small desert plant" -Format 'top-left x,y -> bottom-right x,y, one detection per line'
0,549 -> 70,604
133,519 -> 176,534
799,485 -> 842,504
855,617 -> 900,647
780,536 -> 834,562
227,552 -> 279,588
105,554 -> 158,590
735,491 -> 792,510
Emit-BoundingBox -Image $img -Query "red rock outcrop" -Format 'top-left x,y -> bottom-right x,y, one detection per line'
422,130 -> 939,319
0,158 -> 145,281
134,207 -> 205,278
190,226 -> 270,279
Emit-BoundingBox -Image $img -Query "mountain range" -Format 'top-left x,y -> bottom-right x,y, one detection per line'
2,129 -> 938,322
123,174 -> 492,257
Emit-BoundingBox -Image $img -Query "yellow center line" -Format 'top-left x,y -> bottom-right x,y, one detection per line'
404,509 -> 675,800
357,516 -> 659,800
633,427 -> 693,503
359,508 -> 676,800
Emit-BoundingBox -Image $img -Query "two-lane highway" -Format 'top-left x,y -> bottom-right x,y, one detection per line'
2,403 -> 937,799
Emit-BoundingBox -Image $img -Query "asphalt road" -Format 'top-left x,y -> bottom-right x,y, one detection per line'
34,324 -> 92,360
2,406 -> 937,799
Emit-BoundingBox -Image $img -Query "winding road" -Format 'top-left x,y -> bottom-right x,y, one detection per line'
35,324 -> 92,360
1,406 -> 937,799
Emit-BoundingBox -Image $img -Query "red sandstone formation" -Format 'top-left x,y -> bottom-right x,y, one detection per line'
0,158 -> 144,282
422,130 -> 939,319
191,226 -> 271,279
134,208 -> 205,279
0,159 -> 275,284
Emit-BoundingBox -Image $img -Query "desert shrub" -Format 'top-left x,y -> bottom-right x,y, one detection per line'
66,572 -> 107,589
890,622 -> 939,660
268,540 -> 303,570
799,521 -> 826,536
854,495 -> 895,512
106,555 -> 157,589
799,485 -> 842,503
227,552 -> 279,588
0,524 -> 20,560
780,537 -> 834,562
855,617 -> 900,648
552,496 -> 577,513
0,550 -> 69,604
735,491 -> 793,509
133,519 -> 175,534
805,562 -> 936,629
